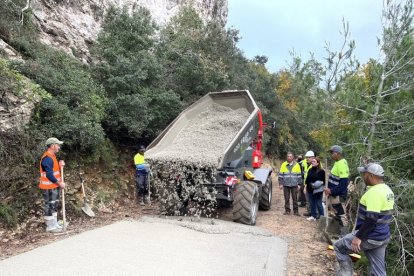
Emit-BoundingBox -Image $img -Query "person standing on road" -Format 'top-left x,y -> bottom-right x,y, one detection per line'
134,145 -> 150,206
324,145 -> 350,235
334,163 -> 394,276
278,152 -> 302,216
305,157 -> 325,221
39,137 -> 65,233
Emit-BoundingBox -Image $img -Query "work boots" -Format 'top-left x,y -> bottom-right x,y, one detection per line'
336,261 -> 353,276
45,216 -> 62,233
139,197 -> 145,206
52,212 -> 69,229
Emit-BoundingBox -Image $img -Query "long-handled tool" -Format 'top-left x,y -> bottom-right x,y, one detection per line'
79,173 -> 95,217
322,158 -> 333,244
60,166 -> 67,232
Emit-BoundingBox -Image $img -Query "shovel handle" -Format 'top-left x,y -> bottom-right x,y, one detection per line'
81,179 -> 86,197
61,166 -> 66,231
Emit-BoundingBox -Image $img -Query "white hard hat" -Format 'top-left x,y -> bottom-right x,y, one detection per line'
305,151 -> 315,157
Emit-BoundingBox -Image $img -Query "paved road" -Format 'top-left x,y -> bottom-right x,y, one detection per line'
0,216 -> 288,276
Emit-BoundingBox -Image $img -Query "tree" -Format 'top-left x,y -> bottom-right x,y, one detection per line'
332,1 -> 414,274
92,6 -> 181,143
157,5 -> 230,104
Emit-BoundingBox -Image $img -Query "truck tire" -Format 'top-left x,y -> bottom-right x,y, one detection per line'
259,175 -> 272,210
233,181 -> 259,225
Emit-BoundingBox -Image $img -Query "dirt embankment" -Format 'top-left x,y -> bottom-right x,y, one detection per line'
0,170 -> 336,275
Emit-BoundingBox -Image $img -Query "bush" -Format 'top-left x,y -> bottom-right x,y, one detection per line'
0,203 -> 18,229
13,44 -> 107,155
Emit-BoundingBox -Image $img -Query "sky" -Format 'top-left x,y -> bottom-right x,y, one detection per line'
226,0 -> 384,73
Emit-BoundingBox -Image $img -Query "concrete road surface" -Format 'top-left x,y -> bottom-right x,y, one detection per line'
0,216 -> 288,276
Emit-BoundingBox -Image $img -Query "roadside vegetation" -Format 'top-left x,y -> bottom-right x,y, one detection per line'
0,1 -> 412,274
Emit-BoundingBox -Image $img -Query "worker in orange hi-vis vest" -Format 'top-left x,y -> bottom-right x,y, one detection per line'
39,137 -> 65,233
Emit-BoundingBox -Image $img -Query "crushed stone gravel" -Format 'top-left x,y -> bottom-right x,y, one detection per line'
146,103 -> 250,217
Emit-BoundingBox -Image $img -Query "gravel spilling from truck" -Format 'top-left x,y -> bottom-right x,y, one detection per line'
147,103 -> 250,217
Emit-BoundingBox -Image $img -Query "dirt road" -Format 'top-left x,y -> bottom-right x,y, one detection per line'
256,173 -> 337,275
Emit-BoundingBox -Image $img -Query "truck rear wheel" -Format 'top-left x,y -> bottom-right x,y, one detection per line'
259,175 -> 272,210
233,181 -> 259,225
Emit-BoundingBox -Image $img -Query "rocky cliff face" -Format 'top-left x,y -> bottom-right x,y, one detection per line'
31,0 -> 228,63
1,0 -> 227,132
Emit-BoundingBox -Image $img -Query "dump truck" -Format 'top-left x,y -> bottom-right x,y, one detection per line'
146,90 -> 272,225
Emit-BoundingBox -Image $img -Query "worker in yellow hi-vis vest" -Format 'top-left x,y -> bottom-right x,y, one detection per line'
334,162 -> 394,276
134,145 -> 150,206
278,152 -> 302,216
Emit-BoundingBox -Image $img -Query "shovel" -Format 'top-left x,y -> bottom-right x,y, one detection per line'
79,173 -> 95,217
321,158 -> 334,244
60,167 -> 67,232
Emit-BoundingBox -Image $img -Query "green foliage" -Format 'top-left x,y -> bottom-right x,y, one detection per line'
318,1 -> 414,274
0,203 -> 17,229
286,56 -> 330,155
0,57 -> 50,102
13,44 -> 107,154
144,90 -> 182,137
0,129 -> 44,228
92,6 -> 182,143
0,0 -> 29,42
93,6 -> 160,93
158,6 -> 230,103
387,179 -> 414,275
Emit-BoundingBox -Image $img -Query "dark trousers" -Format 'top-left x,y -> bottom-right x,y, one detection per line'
42,187 -> 60,216
136,173 -> 148,197
334,231 -> 390,276
298,184 -> 306,205
283,186 -> 298,213
307,191 -> 324,218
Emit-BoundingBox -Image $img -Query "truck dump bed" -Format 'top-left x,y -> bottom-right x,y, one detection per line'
146,90 -> 259,169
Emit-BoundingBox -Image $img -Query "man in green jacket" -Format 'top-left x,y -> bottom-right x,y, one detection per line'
324,145 -> 350,235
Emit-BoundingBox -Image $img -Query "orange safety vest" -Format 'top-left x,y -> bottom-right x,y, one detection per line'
39,151 -> 61,190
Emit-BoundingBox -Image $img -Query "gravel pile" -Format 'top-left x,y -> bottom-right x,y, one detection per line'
147,103 -> 250,167
147,103 -> 250,217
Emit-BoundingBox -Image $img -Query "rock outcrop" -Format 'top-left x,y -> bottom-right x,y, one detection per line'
1,0 -> 228,131
0,59 -> 43,132
30,0 -> 228,63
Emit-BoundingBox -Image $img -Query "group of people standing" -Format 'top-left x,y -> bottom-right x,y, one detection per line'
278,145 -> 349,229
278,145 -> 395,276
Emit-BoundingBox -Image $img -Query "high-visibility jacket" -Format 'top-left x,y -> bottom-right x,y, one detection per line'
278,161 -> 302,187
356,183 -> 394,240
39,151 -> 61,190
134,153 -> 148,175
303,161 -> 312,184
327,158 -> 349,197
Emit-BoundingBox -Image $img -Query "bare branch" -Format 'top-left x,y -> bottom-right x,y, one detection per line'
20,0 -> 32,25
